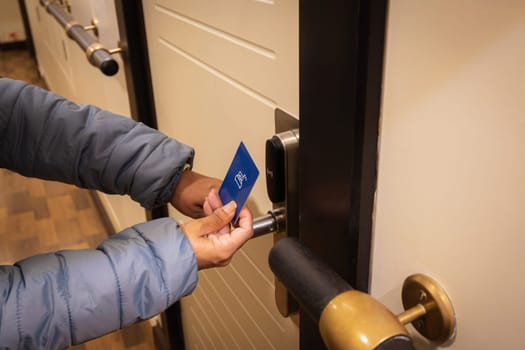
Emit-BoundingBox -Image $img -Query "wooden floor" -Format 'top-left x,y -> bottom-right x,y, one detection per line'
0,48 -> 157,350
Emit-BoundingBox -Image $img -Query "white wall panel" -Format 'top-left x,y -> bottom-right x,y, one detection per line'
373,1 -> 525,349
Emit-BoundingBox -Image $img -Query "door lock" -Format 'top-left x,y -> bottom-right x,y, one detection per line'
250,108 -> 299,317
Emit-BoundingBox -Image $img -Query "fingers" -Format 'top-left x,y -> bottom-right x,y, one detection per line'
207,188 -> 224,209
203,188 -> 223,216
203,198 -> 213,216
171,170 -> 222,218
190,201 -> 236,237
180,199 -> 254,270
228,206 -> 254,246
235,206 -> 253,228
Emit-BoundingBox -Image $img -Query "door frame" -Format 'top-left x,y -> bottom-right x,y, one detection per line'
298,0 -> 388,348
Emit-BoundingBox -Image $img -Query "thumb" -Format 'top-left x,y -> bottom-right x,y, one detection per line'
198,201 -> 236,233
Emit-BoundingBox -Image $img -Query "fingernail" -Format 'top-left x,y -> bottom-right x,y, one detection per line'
224,201 -> 237,214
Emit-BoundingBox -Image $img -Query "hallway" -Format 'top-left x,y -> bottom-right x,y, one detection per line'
0,48 -> 157,350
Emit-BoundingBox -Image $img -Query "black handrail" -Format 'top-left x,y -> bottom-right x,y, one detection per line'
39,0 -> 121,76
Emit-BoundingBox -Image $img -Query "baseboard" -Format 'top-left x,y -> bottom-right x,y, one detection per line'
0,40 -> 28,51
89,190 -> 117,236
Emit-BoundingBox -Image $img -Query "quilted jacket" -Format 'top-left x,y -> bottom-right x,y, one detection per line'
0,78 -> 198,349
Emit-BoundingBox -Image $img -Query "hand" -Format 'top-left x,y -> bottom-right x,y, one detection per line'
171,169 -> 221,218
180,190 -> 254,269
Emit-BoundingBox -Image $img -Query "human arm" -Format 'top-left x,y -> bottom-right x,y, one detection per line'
0,218 -> 196,349
171,169 -> 222,218
182,190 -> 254,268
0,78 -> 194,209
0,198 -> 253,349
0,78 -> 255,348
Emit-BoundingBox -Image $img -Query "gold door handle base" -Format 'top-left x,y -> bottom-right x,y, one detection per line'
317,273 -> 456,350
399,273 -> 456,343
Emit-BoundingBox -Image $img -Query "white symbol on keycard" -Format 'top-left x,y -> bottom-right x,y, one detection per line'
235,171 -> 248,189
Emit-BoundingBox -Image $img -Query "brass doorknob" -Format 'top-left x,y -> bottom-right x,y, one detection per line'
399,273 -> 456,343
319,273 -> 455,350
269,238 -> 456,350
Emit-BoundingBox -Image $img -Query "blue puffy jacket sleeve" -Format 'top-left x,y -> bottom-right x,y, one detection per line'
0,79 -> 199,349
0,78 -> 194,209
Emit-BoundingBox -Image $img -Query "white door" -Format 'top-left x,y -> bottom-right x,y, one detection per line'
373,1 -> 525,349
142,1 -> 300,349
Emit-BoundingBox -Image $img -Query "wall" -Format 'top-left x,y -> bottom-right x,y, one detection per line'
372,1 -> 525,349
0,0 -> 26,43
24,0 -> 146,231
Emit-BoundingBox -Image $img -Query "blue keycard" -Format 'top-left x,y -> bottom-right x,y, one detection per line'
219,142 -> 259,224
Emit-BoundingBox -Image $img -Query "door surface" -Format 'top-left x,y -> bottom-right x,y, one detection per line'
372,1 -> 525,349
142,1 -> 300,349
